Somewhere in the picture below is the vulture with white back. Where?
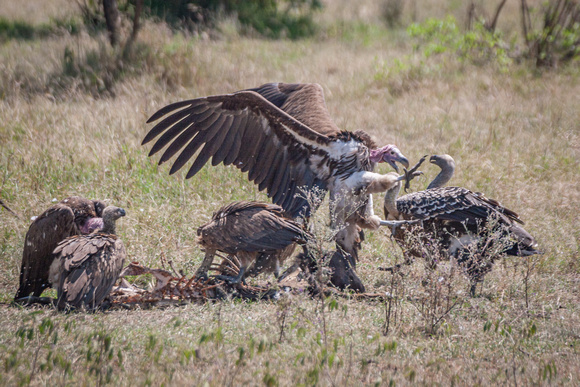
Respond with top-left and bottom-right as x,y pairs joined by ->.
383,154 -> 541,295
142,83 -> 413,258
49,206 -> 126,311
15,196 -> 106,302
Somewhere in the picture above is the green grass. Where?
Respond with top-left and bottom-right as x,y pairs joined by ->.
0,0 -> 579,385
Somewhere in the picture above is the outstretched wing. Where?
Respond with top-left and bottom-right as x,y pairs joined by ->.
396,187 -> 522,225
54,235 -> 125,310
15,204 -> 76,299
143,83 -> 361,218
245,83 -> 341,136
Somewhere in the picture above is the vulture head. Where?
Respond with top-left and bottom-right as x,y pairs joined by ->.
99,206 -> 126,234
427,154 -> 456,190
430,154 -> 455,172
369,145 -> 409,173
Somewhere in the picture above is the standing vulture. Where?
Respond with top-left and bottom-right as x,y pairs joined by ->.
15,196 -> 106,301
142,83 -> 411,257
49,206 -> 126,311
197,201 -> 311,284
383,154 -> 540,295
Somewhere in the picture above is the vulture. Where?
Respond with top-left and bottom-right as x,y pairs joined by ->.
142,83 -> 412,258
383,154 -> 541,295
196,201 -> 311,284
49,206 -> 126,311
14,196 -> 106,302
215,222 -> 367,292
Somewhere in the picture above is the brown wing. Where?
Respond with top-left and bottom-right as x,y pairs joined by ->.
143,84 -> 362,217
245,83 -> 340,136
54,235 -> 125,310
15,204 -> 76,299
197,201 -> 310,254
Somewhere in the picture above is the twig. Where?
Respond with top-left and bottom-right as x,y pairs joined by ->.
0,198 -> 20,219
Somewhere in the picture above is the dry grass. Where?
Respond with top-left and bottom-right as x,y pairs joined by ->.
0,0 -> 579,385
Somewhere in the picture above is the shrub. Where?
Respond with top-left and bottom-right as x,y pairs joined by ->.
143,0 -> 322,39
407,15 -> 512,68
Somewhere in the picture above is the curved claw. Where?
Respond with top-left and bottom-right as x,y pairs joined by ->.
401,155 -> 428,192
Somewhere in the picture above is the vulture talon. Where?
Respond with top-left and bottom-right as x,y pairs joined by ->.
403,155 -> 427,192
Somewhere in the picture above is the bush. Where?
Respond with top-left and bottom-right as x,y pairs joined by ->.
143,0 -> 322,39
407,15 -> 511,68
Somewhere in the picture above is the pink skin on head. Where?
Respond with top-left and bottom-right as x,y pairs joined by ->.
369,144 -> 409,172
80,217 -> 104,234
369,145 -> 397,163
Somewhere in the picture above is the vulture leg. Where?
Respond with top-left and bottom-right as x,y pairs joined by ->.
469,283 -> 477,297
213,251 -> 253,285
379,219 -> 421,228
195,249 -> 217,279
277,262 -> 299,283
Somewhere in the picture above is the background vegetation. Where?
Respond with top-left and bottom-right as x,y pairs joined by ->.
0,0 -> 578,385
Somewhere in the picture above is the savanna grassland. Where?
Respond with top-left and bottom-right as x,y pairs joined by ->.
0,0 -> 579,385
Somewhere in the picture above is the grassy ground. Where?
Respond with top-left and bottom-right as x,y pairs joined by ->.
0,0 -> 579,385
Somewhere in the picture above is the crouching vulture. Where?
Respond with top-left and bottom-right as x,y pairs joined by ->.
142,83 -> 412,259
197,201 -> 311,284
15,196 -> 106,302
49,206 -> 126,311
383,154 -> 541,295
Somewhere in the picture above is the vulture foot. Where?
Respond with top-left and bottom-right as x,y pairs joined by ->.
13,296 -> 55,307
404,155 -> 427,192
213,266 -> 247,286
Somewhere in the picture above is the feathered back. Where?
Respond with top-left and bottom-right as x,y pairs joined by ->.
197,201 -> 311,255
51,233 -> 126,311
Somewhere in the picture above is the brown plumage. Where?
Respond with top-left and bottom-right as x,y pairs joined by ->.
383,155 -> 540,295
49,206 -> 126,311
15,197 -> 106,301
143,83 -> 410,259
196,201 -> 311,284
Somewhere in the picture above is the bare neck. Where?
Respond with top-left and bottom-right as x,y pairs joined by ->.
383,180 -> 402,217
427,166 -> 454,189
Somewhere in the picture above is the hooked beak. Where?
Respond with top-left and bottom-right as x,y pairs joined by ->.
429,155 -> 437,164
383,146 -> 409,173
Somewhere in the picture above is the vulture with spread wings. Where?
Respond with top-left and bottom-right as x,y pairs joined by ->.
15,197 -> 106,301
143,83 -> 411,257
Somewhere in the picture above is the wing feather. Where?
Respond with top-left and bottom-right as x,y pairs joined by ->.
144,84 -> 361,217
15,205 -> 76,299
223,113 -> 249,166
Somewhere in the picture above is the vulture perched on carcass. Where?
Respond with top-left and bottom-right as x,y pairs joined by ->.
14,196 -> 106,302
196,201 -> 311,284
49,206 -> 126,311
383,154 -> 541,295
142,83 -> 413,259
